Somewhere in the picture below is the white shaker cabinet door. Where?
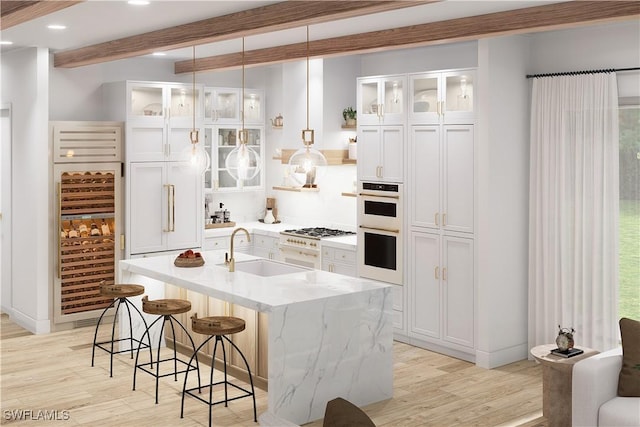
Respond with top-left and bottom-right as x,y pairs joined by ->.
443,125 -> 474,234
409,231 -> 441,340
442,235 -> 474,348
129,162 -> 166,254
357,125 -> 404,183
409,125 -> 440,229
166,162 -> 203,251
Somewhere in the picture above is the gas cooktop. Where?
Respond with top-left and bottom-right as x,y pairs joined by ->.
281,227 -> 356,239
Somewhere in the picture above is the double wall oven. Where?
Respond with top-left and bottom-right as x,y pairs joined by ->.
357,182 -> 403,285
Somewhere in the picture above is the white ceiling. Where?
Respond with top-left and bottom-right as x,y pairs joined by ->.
1,1 -> 559,63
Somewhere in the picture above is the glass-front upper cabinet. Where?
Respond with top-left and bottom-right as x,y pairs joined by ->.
409,70 -> 475,124
204,87 -> 264,125
357,75 -> 407,126
127,81 -> 202,127
204,125 -> 264,192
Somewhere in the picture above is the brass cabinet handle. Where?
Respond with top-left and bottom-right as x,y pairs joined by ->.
434,266 -> 439,280
164,184 -> 172,232
170,184 -> 176,232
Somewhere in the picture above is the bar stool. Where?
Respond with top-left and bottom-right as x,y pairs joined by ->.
181,314 -> 257,426
91,282 -> 152,377
133,296 -> 201,404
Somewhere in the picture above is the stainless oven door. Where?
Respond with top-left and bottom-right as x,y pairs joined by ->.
357,225 -> 402,285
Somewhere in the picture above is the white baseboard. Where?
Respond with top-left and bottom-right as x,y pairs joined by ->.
475,343 -> 529,369
4,307 -> 51,334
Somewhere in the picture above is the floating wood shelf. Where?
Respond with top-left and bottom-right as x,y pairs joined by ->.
342,159 -> 357,164
271,125 -> 283,129
277,149 -> 353,165
341,124 -> 357,129
341,192 -> 357,197
272,186 -> 320,192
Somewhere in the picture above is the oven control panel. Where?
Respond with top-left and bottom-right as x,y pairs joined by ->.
283,238 -> 319,248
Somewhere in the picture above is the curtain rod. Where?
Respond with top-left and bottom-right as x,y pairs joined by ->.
526,67 -> 640,79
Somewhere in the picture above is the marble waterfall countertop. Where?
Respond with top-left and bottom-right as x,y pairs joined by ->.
119,250 -> 377,311
119,251 -> 393,425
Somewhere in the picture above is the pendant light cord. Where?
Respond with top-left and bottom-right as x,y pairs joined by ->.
192,45 -> 196,136
306,26 -> 310,130
242,37 -> 245,134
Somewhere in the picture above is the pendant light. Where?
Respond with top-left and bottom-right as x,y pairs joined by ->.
186,45 -> 210,175
225,37 -> 261,185
288,26 -> 327,188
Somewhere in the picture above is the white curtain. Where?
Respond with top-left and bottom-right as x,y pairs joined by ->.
529,73 -> 620,352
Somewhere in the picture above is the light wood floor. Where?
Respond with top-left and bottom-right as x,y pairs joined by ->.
1,314 -> 547,426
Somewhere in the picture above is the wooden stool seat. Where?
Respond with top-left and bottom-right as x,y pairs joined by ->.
142,296 -> 191,315
100,284 -> 145,298
191,314 -> 246,336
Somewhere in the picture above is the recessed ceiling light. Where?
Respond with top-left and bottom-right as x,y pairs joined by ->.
0,41 -> 13,45
152,52 -> 166,56
47,24 -> 67,30
128,0 -> 150,5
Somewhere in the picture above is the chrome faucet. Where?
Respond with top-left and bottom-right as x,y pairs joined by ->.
225,227 -> 250,272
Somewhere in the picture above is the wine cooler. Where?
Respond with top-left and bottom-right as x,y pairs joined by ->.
52,121 -> 124,325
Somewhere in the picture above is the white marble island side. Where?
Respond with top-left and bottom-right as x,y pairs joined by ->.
119,250 -> 393,425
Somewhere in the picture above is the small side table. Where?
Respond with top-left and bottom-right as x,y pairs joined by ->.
531,344 -> 599,427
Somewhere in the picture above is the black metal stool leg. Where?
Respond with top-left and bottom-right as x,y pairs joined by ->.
133,315 -> 162,392
91,298 -> 117,368
220,336 -> 229,407
108,299 -> 124,378
168,316 -> 179,381
154,318 -> 167,404
124,298 -> 153,365
225,336 -> 257,422
173,316 -> 202,391
181,336 -> 212,419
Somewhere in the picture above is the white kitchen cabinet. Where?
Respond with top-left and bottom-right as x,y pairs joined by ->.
128,162 -> 202,256
103,81 -> 204,162
203,125 -> 264,192
409,124 -> 474,234
409,231 -> 474,350
357,125 -> 404,183
321,246 -> 357,277
357,75 -> 407,125
252,234 -> 280,260
409,70 -> 475,125
204,87 -> 264,125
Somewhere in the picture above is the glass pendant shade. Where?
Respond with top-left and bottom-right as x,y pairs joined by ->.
225,139 -> 260,181
288,144 -> 327,187
183,131 -> 210,175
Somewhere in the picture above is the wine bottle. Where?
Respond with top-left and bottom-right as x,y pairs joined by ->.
68,220 -> 79,238
101,219 -> 111,236
90,222 -> 101,236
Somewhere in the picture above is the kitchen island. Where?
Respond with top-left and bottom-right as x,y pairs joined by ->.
119,250 -> 393,425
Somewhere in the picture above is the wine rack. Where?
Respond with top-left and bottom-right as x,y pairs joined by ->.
58,172 -> 116,315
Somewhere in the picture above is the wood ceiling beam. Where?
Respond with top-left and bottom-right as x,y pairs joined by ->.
53,1 -> 430,68
176,0 -> 640,74
0,1 -> 82,30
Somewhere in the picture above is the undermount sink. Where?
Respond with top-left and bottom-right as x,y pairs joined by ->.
221,259 -> 309,277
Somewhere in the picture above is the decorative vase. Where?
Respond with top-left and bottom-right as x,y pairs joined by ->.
264,208 -> 275,224
346,118 -> 356,126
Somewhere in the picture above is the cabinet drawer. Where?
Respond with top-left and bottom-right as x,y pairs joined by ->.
253,235 -> 278,249
204,237 -> 228,250
322,247 -> 356,263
